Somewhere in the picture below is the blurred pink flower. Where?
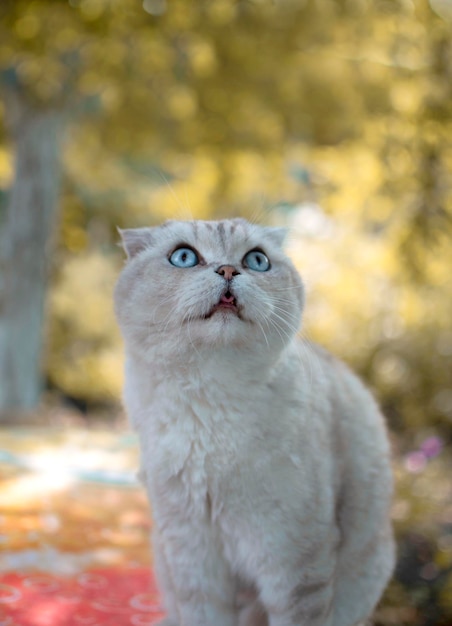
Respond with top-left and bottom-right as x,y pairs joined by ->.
420,436 -> 443,459
404,451 -> 427,473
404,436 -> 443,473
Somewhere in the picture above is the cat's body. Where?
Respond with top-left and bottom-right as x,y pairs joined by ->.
114,218 -> 395,626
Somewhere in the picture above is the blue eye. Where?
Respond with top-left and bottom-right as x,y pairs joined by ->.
169,247 -> 199,268
243,250 -> 271,272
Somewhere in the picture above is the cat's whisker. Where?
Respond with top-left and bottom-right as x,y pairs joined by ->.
300,334 -> 324,390
263,316 -> 285,346
150,296 -> 180,326
303,333 -> 327,391
267,317 -> 313,392
183,184 -> 194,221
270,292 -> 300,301
160,307 -> 176,333
270,285 -> 304,292
154,168 -> 191,220
256,319 -> 270,348
264,315 -> 291,345
169,314 -> 188,360
269,309 -> 299,335
297,336 -> 314,393
269,303 -> 300,323
247,202 -> 271,226
183,306 -> 203,360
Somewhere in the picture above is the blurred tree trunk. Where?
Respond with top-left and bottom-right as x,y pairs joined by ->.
0,88 -> 63,417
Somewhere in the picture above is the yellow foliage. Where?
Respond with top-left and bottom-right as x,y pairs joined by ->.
167,86 -> 198,120
48,253 -> 123,399
0,0 -> 450,436
14,14 -> 40,40
149,153 -> 221,220
206,0 -> 237,25
51,253 -> 118,339
188,37 -> 217,77
0,147 -> 13,187
79,0 -> 106,21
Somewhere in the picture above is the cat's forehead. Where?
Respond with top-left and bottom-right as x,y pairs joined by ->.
158,219 -> 258,253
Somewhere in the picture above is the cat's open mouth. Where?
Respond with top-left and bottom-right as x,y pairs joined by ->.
204,290 -> 241,319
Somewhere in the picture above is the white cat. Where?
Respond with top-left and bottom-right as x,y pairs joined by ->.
114,218 -> 395,626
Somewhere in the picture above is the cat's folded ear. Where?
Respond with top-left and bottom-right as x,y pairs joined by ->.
263,226 -> 288,248
117,227 -> 154,260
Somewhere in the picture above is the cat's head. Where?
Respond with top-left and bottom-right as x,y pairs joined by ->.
114,219 -> 304,361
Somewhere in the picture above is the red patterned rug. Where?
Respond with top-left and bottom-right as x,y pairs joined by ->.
0,568 -> 165,626
0,425 -> 166,626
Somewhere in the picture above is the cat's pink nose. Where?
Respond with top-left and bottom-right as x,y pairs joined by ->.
216,265 -> 240,281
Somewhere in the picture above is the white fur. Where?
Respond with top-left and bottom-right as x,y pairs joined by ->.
114,218 -> 394,626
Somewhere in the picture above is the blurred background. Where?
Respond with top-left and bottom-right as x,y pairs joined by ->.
0,0 -> 451,624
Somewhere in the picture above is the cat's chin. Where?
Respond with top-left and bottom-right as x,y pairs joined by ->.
198,308 -> 247,333
203,305 -> 243,321
178,310 -> 256,350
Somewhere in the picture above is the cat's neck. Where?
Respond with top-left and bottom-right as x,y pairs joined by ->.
126,341 -> 289,391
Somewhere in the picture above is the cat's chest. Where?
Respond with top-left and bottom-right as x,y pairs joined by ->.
139,387 -> 250,504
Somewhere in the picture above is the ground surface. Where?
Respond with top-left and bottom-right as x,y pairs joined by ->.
0,421 -> 165,626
